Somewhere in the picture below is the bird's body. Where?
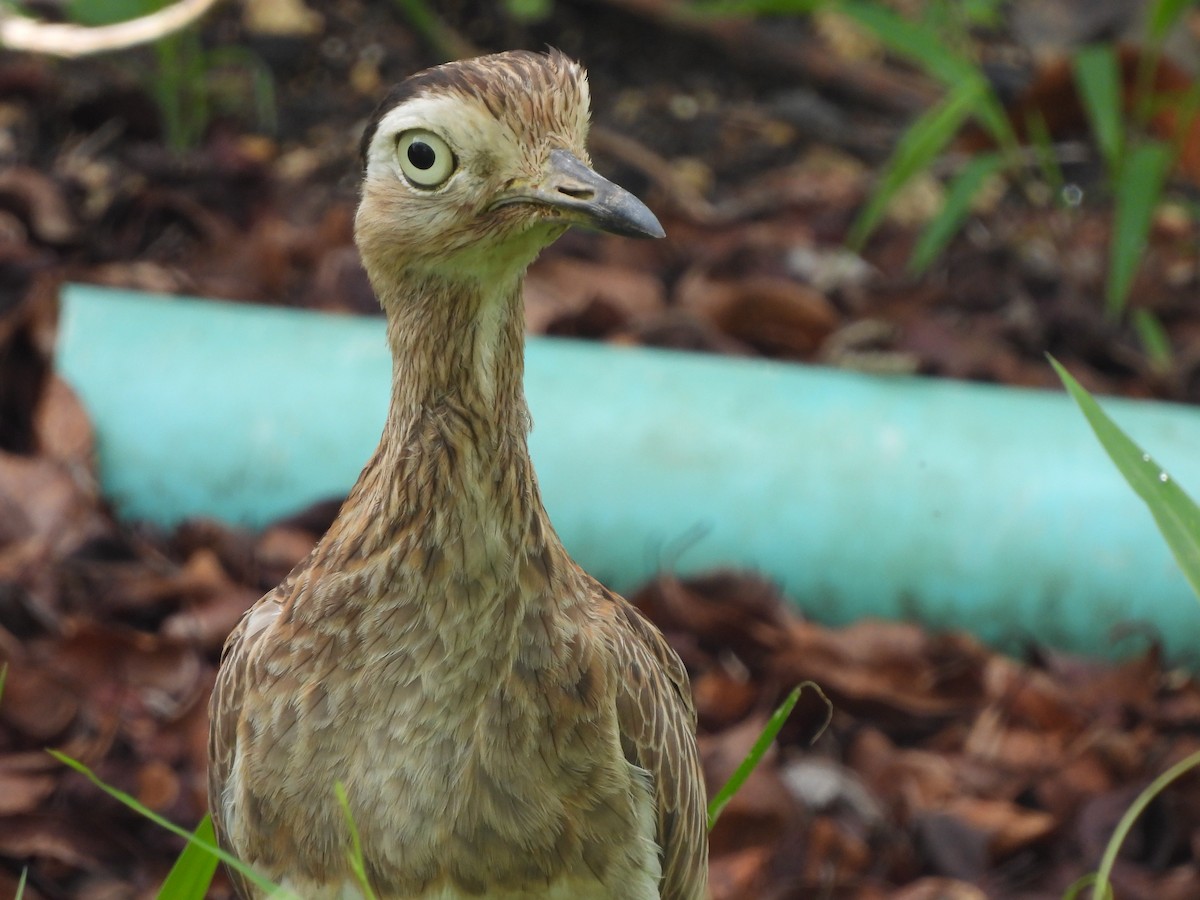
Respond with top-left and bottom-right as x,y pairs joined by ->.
208,51 -> 708,899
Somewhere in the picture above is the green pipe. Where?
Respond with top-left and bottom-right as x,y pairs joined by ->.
56,285 -> 1200,663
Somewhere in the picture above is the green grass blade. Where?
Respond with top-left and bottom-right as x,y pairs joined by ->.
503,0 -> 554,23
66,0 -> 171,26
1089,749 -> 1200,899
837,0 -> 976,87
1072,45 -> 1124,176
849,80 -> 984,249
1164,83 -> 1200,161
909,151 -> 1004,273
960,0 -> 1003,29
838,1 -> 1014,150
1147,0 -> 1195,42
1131,308 -> 1174,374
1107,141 -> 1173,315
334,782 -> 379,900
1024,110 -> 1067,197
707,682 -> 830,830
1062,873 -> 1108,900
157,815 -> 220,899
48,751 -> 293,898
1051,357 -> 1200,598
14,867 -> 26,900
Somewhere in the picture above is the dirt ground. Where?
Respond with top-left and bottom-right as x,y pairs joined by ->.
2,1 -> 1200,897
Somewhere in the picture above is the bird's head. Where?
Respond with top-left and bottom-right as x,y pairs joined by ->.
355,50 -> 663,285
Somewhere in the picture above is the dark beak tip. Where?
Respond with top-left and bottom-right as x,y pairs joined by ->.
606,195 -> 666,240
545,149 -> 666,241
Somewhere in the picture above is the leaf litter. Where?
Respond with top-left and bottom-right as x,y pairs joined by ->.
3,1 -> 1200,897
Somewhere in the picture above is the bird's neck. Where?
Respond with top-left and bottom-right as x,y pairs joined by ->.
382,268 -> 529,435
323,267 -> 564,578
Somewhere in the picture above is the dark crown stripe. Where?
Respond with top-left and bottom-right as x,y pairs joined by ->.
358,49 -> 579,171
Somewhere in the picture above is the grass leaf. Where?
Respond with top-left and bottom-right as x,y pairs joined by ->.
1107,141 -> 1173,315
1051,357 -> 1200,598
1024,110 -> 1066,197
837,0 -> 976,87
334,782 -> 379,900
503,0 -> 554,23
14,867 -> 26,900
1087,748 -> 1200,899
1072,45 -> 1124,176
1131,308 -> 1174,375
836,0 -> 1014,149
66,0 -> 171,27
707,682 -> 830,830
909,151 -> 1004,273
1147,0 -> 1195,42
48,750 -> 292,898
1062,873 -> 1109,900
849,79 -> 984,249
157,815 -> 220,899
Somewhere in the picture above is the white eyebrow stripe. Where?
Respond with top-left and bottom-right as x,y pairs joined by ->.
367,96 -> 500,169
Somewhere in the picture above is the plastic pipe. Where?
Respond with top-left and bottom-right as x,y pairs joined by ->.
56,285 -> 1200,663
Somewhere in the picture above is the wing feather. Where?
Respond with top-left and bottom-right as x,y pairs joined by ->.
597,589 -> 708,900
208,587 -> 285,899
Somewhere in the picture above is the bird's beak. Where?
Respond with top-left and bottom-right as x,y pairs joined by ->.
495,149 -> 665,239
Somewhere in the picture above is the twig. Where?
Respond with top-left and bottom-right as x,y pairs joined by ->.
595,0 -> 937,115
591,125 -> 862,226
590,124 -> 721,223
0,0 -> 220,58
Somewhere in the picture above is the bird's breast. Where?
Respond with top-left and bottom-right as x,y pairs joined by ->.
227,571 -> 661,899
283,873 -> 653,899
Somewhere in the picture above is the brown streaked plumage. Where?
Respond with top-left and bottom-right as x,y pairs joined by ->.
208,50 -> 708,899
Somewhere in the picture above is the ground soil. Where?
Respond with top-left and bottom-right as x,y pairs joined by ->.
2,1 -> 1200,898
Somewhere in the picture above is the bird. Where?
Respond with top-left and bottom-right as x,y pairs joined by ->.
208,50 -> 708,900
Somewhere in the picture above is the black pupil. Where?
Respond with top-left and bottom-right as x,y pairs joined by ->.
407,140 -> 436,171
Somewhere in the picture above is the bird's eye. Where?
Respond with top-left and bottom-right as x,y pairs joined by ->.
396,130 -> 456,188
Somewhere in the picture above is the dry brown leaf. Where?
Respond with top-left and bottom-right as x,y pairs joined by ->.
135,758 -> 180,811
982,653 -> 1088,732
33,375 -> 94,468
0,767 -> 56,815
0,452 -> 106,560
692,666 -> 759,730
0,663 -> 79,741
962,707 -> 1070,771
160,584 -> 258,649
525,256 -> 665,334
890,877 -> 989,900
0,166 -> 78,244
254,523 -> 318,585
945,795 -> 1057,857
675,271 -> 839,357
707,844 -> 771,900
634,572 -> 792,670
0,815 -> 110,869
868,747 -> 961,813
778,618 -> 987,722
